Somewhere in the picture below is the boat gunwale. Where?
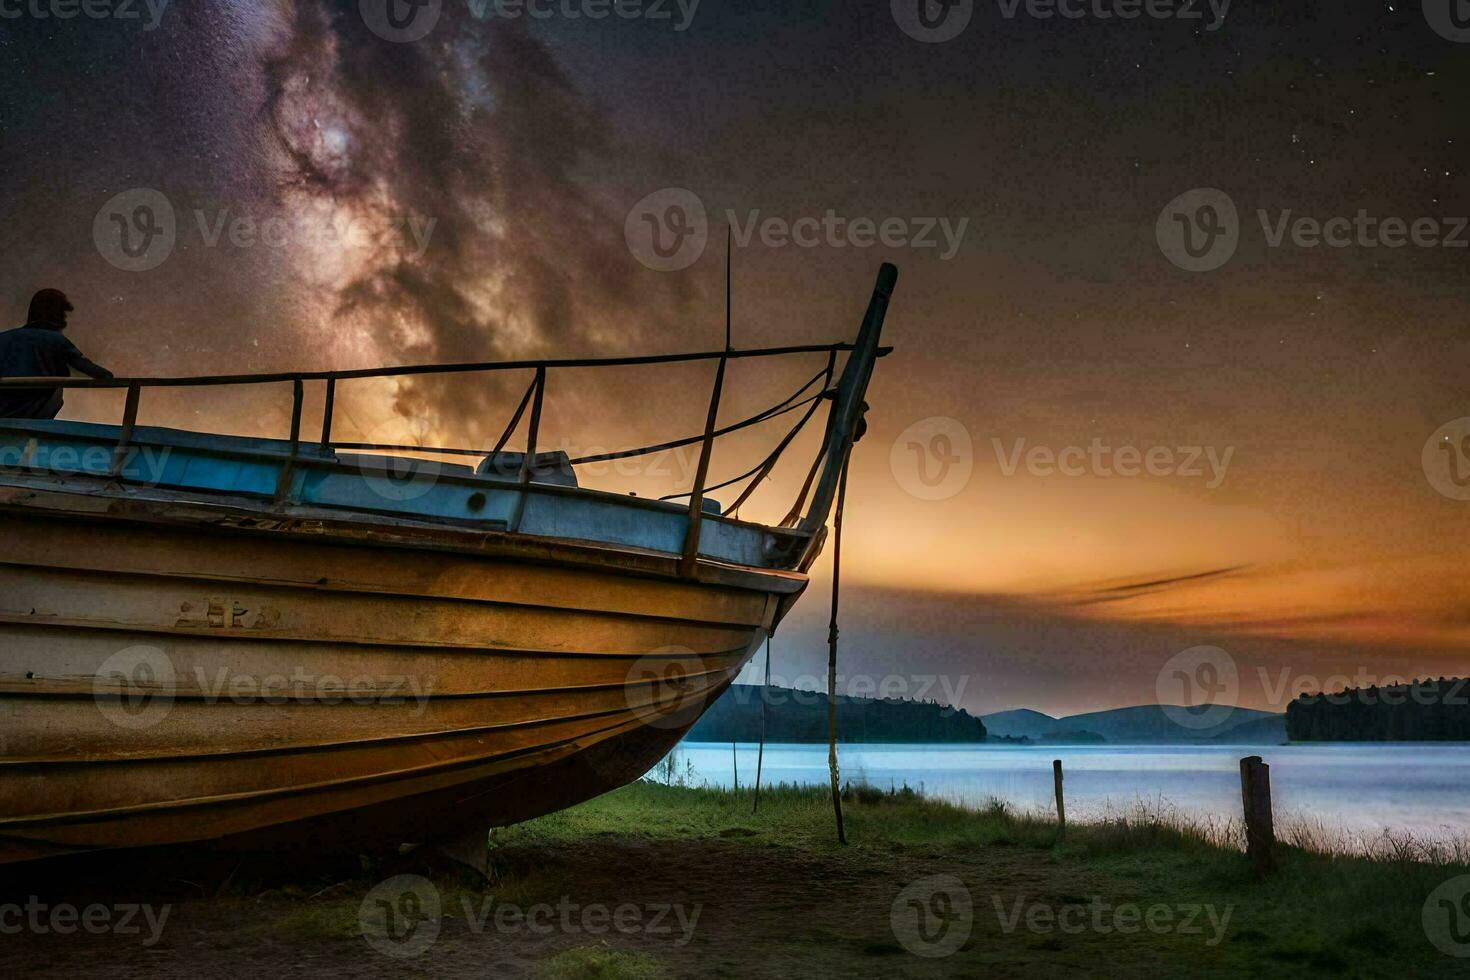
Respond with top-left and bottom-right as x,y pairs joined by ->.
0,417 -> 816,540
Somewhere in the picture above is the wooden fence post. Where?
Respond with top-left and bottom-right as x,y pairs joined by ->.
1053,760 -> 1066,837
1239,755 -> 1276,876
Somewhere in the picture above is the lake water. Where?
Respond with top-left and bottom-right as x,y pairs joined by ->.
675,742 -> 1470,847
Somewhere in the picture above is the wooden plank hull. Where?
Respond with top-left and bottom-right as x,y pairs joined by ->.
0,508 -> 789,863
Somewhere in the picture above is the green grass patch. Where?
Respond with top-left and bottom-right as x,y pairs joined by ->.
505,779 -> 1469,979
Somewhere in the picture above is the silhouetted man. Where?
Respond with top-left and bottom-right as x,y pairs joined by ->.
0,289 -> 113,419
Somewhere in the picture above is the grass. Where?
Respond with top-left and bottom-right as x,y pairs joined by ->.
10,778 -> 1463,978
502,779 -> 1470,978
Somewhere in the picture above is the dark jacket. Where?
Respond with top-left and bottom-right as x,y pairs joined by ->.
0,323 -> 113,419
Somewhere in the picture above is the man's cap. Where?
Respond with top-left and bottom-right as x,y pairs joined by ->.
27,289 -> 74,325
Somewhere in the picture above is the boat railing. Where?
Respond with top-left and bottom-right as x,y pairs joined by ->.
0,342 -> 877,556
0,265 -> 897,572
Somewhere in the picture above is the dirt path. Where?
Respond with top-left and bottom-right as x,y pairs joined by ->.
3,834 -> 1278,979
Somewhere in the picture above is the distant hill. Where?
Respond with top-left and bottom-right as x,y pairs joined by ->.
686,684 -> 987,743
688,691 -> 1289,745
982,705 -> 1286,744
980,709 -> 1058,739
1201,715 -> 1289,743
1287,678 -> 1470,741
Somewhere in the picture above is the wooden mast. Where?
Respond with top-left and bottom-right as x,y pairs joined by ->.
798,263 -> 897,541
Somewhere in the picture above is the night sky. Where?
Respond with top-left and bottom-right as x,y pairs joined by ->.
1,1 -> 1465,715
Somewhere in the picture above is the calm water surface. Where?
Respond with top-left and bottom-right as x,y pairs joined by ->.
676,742 -> 1470,843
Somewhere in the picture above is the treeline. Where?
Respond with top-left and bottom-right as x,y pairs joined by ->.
686,684 -> 987,743
1286,678 -> 1470,741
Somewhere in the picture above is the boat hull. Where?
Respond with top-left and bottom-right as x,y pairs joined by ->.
0,502 -> 792,863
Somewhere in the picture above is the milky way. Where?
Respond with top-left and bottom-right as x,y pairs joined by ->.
2,1 -> 1466,712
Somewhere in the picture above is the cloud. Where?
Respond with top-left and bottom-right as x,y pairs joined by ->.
258,2 -> 697,436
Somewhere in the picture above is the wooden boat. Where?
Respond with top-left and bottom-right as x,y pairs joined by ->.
0,264 -> 897,864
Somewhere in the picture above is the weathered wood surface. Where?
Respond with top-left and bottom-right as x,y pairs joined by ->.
0,503 -> 784,864
1053,759 -> 1066,836
1239,755 -> 1276,876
